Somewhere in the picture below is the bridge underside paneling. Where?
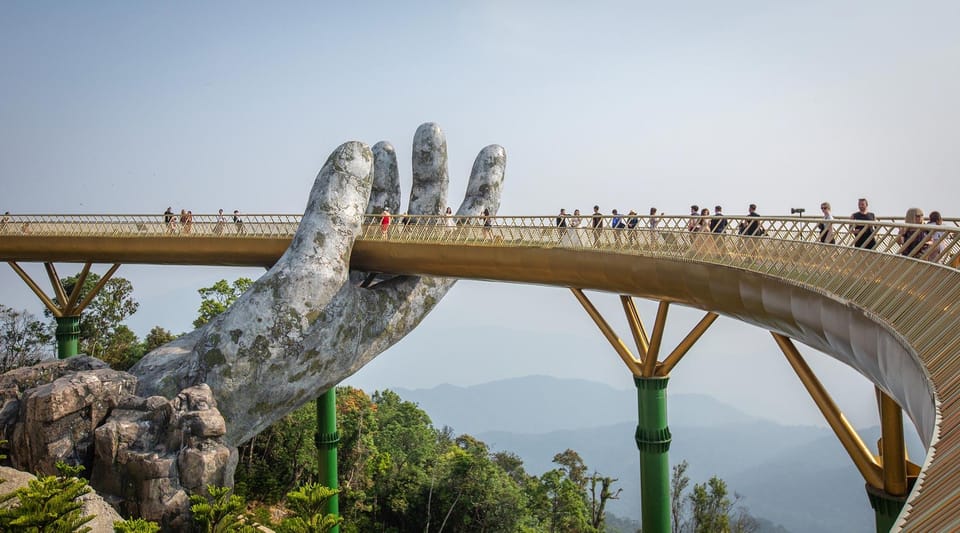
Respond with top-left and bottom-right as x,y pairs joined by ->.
352,242 -> 936,445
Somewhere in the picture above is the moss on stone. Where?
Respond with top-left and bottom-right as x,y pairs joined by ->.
203,348 -> 226,367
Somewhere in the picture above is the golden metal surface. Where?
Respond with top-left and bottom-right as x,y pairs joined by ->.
658,312 -> 719,377
9,261 -> 62,317
773,332 -> 884,489
4,213 -> 960,530
620,295 -> 650,363
44,263 -> 68,309
75,263 -> 121,315
878,388 -> 909,496
571,289 -> 642,376
64,263 -> 93,313
644,302 -> 670,377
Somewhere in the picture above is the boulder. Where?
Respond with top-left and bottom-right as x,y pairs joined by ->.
92,383 -> 237,528
1,359 -> 237,531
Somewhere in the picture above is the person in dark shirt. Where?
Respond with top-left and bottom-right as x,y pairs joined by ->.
739,204 -> 762,236
556,208 -> 568,241
851,198 -> 877,249
591,205 -> 603,246
710,205 -> 727,233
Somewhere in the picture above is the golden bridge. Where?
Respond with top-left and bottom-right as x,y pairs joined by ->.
2,212 -> 960,532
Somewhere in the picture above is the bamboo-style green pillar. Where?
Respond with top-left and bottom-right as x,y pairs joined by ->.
867,486 -> 907,533
635,376 -> 671,533
315,389 -> 340,533
55,315 -> 80,358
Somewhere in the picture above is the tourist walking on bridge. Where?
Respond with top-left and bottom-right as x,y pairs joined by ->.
899,207 -> 928,257
710,205 -> 727,233
163,207 -> 175,233
215,209 -> 226,234
739,204 -> 763,237
851,198 -> 877,249
928,211 -> 947,262
686,205 -> 700,232
592,205 -> 603,246
380,208 -> 391,237
233,210 -> 244,233
818,202 -> 836,244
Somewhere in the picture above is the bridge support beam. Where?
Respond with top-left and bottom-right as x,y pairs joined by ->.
9,261 -> 122,359
867,485 -> 907,533
774,333 -> 922,532
573,291 -> 719,533
315,389 -> 340,532
55,315 -> 80,358
635,376 -> 672,533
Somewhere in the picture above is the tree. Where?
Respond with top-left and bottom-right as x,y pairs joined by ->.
277,483 -> 341,533
189,484 -> 255,533
0,305 -> 53,372
101,324 -> 144,370
193,278 -> 254,328
114,518 -> 162,533
142,326 -> 177,353
58,272 -> 139,360
0,462 -> 94,532
689,476 -> 731,533
672,460 -> 691,533
587,472 -> 621,531
552,448 -> 588,491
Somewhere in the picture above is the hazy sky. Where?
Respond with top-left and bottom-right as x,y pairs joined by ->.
2,1 -> 959,434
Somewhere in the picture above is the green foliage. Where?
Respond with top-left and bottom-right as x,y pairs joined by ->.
690,476 -> 732,533
0,461 -> 94,533
236,387 -> 622,533
277,483 -> 341,533
193,278 -> 254,328
141,326 -> 177,353
99,324 -> 144,370
0,305 -> 53,372
113,518 -> 161,533
189,485 -> 255,533
235,401 -> 319,504
672,459 -> 690,533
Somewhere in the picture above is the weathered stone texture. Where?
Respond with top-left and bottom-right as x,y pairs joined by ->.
1,359 -> 235,531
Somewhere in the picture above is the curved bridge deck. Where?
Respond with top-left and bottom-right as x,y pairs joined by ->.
3,213 -> 960,530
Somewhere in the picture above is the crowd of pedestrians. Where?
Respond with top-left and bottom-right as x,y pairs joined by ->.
162,207 -> 244,234
550,199 -> 951,263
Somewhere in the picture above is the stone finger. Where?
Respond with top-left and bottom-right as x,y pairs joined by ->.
456,144 -> 506,216
368,141 -> 401,215
407,122 -> 449,215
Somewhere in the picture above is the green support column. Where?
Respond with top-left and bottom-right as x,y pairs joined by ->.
635,376 -> 671,533
866,485 -> 907,533
55,315 -> 80,358
315,389 -> 340,533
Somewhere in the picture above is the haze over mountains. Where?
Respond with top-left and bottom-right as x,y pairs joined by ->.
395,375 -> 925,533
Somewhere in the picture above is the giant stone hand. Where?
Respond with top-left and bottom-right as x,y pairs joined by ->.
131,123 -> 505,446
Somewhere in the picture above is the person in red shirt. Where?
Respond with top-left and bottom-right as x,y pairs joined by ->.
380,208 -> 391,236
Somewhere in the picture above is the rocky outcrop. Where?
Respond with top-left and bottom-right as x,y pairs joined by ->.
92,383 -> 236,528
0,358 -> 236,530
2,358 -> 136,475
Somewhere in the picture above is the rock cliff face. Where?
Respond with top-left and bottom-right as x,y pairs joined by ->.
0,357 -> 235,529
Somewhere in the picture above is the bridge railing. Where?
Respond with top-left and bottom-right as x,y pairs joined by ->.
2,213 -> 959,269
0,214 -> 301,238
360,214 -> 960,269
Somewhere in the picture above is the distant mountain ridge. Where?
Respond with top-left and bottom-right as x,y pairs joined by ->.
391,375 -> 925,533
394,375 -> 756,435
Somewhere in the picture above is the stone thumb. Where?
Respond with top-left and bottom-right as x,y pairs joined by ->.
284,141 -> 374,270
